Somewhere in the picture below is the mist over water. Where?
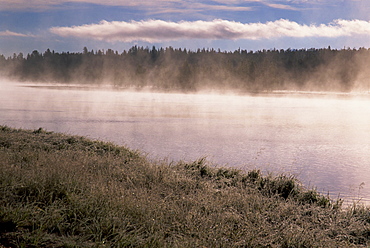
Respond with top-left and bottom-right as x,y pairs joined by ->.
1,80 -> 370,204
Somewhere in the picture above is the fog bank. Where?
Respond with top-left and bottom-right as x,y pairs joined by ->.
2,46 -> 370,93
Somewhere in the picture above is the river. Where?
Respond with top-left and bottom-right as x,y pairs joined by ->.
1,80 -> 370,204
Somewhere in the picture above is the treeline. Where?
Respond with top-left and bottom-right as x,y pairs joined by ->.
1,46 -> 370,92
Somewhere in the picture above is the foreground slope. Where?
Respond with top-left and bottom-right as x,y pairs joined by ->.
1,126 -> 370,247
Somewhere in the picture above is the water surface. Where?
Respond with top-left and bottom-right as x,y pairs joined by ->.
1,81 -> 370,204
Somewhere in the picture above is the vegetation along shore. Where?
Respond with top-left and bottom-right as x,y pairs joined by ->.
1,126 -> 370,247
2,46 -> 370,93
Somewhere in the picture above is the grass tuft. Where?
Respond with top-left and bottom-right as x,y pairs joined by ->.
1,125 -> 370,247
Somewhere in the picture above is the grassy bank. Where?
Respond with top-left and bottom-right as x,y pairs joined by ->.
1,126 -> 370,247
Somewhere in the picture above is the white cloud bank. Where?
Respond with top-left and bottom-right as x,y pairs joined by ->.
50,19 -> 370,42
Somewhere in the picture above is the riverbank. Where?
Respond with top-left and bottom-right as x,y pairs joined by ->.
1,126 -> 370,247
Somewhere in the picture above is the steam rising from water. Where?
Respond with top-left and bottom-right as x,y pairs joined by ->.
2,80 -> 370,204
50,19 -> 370,42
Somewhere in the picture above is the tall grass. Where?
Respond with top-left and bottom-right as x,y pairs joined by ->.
1,125 -> 370,247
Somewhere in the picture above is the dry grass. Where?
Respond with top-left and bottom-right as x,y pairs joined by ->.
1,126 -> 370,247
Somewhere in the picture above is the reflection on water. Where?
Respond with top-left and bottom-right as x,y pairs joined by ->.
1,81 -> 370,204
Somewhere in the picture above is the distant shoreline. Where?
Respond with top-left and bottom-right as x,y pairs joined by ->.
9,80 -> 370,99
2,46 -> 370,93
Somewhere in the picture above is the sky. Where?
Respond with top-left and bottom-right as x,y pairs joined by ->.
1,0 -> 370,57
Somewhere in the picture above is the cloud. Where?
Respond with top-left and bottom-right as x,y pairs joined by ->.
50,19 -> 370,42
145,2 -> 253,15
264,3 -> 299,10
189,3 -> 253,11
0,0 -> 304,11
0,0 -> 177,11
4,0 -> 361,18
0,30 -> 33,37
